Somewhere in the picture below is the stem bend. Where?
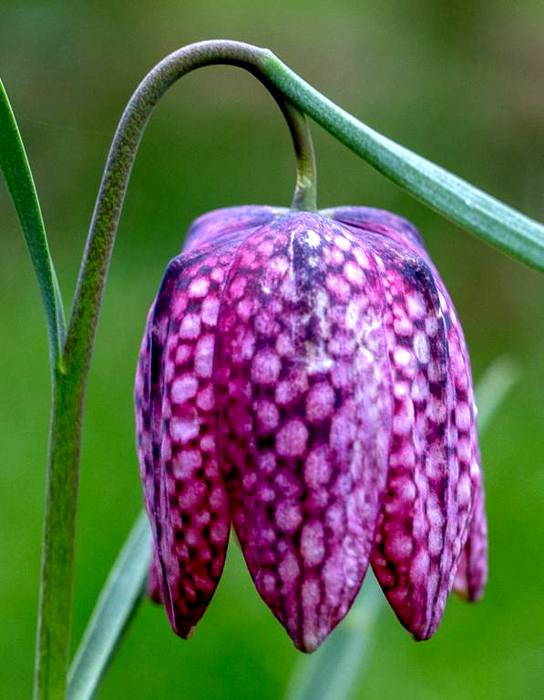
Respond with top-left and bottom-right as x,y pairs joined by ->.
65,39 -> 316,377
35,39 -> 317,700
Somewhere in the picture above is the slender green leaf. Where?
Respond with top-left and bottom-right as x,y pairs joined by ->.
0,78 -> 65,366
284,357 -> 518,700
67,511 -> 151,700
263,55 -> 544,272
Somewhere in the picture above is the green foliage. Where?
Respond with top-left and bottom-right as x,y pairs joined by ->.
68,512 -> 151,700
0,80 -> 65,367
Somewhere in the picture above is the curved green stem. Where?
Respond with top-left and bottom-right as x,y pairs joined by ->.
34,40 -> 316,700
278,98 -> 317,211
63,41 -> 316,383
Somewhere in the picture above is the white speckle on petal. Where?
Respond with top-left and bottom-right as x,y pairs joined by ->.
179,313 -> 201,339
301,522 -> 325,565
304,446 -> 332,488
201,297 -> 220,326
279,551 -> 300,584
276,420 -> 309,457
306,382 -> 335,422
189,277 -> 209,298
275,501 -> 303,532
414,332 -> 430,364
195,334 -> 214,378
251,349 -> 281,384
305,229 -> 321,248
171,375 -> 198,403
170,415 -> 200,443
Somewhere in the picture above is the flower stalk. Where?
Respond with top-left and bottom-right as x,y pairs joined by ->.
35,369 -> 85,700
34,40 -> 317,700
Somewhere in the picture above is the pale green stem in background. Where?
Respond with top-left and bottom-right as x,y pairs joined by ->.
67,512 -> 151,700
284,356 -> 519,700
474,357 -> 519,429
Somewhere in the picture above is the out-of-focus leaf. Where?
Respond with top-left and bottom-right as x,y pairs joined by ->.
67,511 -> 151,700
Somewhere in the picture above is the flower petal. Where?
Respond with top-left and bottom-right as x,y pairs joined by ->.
136,327 -> 164,607
184,205 -> 280,252
454,451 -> 487,601
135,308 -> 156,535
337,212 -> 479,640
330,206 -> 425,253
214,213 -> 392,651
141,244 -> 237,637
147,551 -> 163,604
443,315 -> 485,597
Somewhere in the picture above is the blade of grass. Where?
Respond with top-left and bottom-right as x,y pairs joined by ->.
0,79 -> 65,367
284,356 -> 519,700
67,511 -> 151,700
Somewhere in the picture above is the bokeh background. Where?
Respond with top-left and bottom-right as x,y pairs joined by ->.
1,1 -> 543,698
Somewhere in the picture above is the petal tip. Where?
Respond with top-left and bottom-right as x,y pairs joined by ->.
296,635 -> 323,654
288,624 -> 330,653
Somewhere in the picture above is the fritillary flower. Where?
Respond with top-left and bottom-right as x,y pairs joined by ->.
135,205 -> 486,651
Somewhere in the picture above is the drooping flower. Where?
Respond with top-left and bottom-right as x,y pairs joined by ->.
134,205 -> 487,651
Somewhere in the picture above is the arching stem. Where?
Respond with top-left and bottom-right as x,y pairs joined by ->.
65,40 -> 316,381
279,98 -> 317,211
34,40 -> 316,700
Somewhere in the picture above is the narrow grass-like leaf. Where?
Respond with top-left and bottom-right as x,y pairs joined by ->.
262,55 -> 544,272
284,357 -> 518,700
67,511 -> 151,700
0,78 -> 65,366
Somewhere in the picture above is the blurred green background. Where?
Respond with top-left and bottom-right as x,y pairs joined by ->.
1,1 -> 543,698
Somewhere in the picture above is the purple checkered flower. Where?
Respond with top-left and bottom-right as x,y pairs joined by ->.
135,205 -> 486,651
